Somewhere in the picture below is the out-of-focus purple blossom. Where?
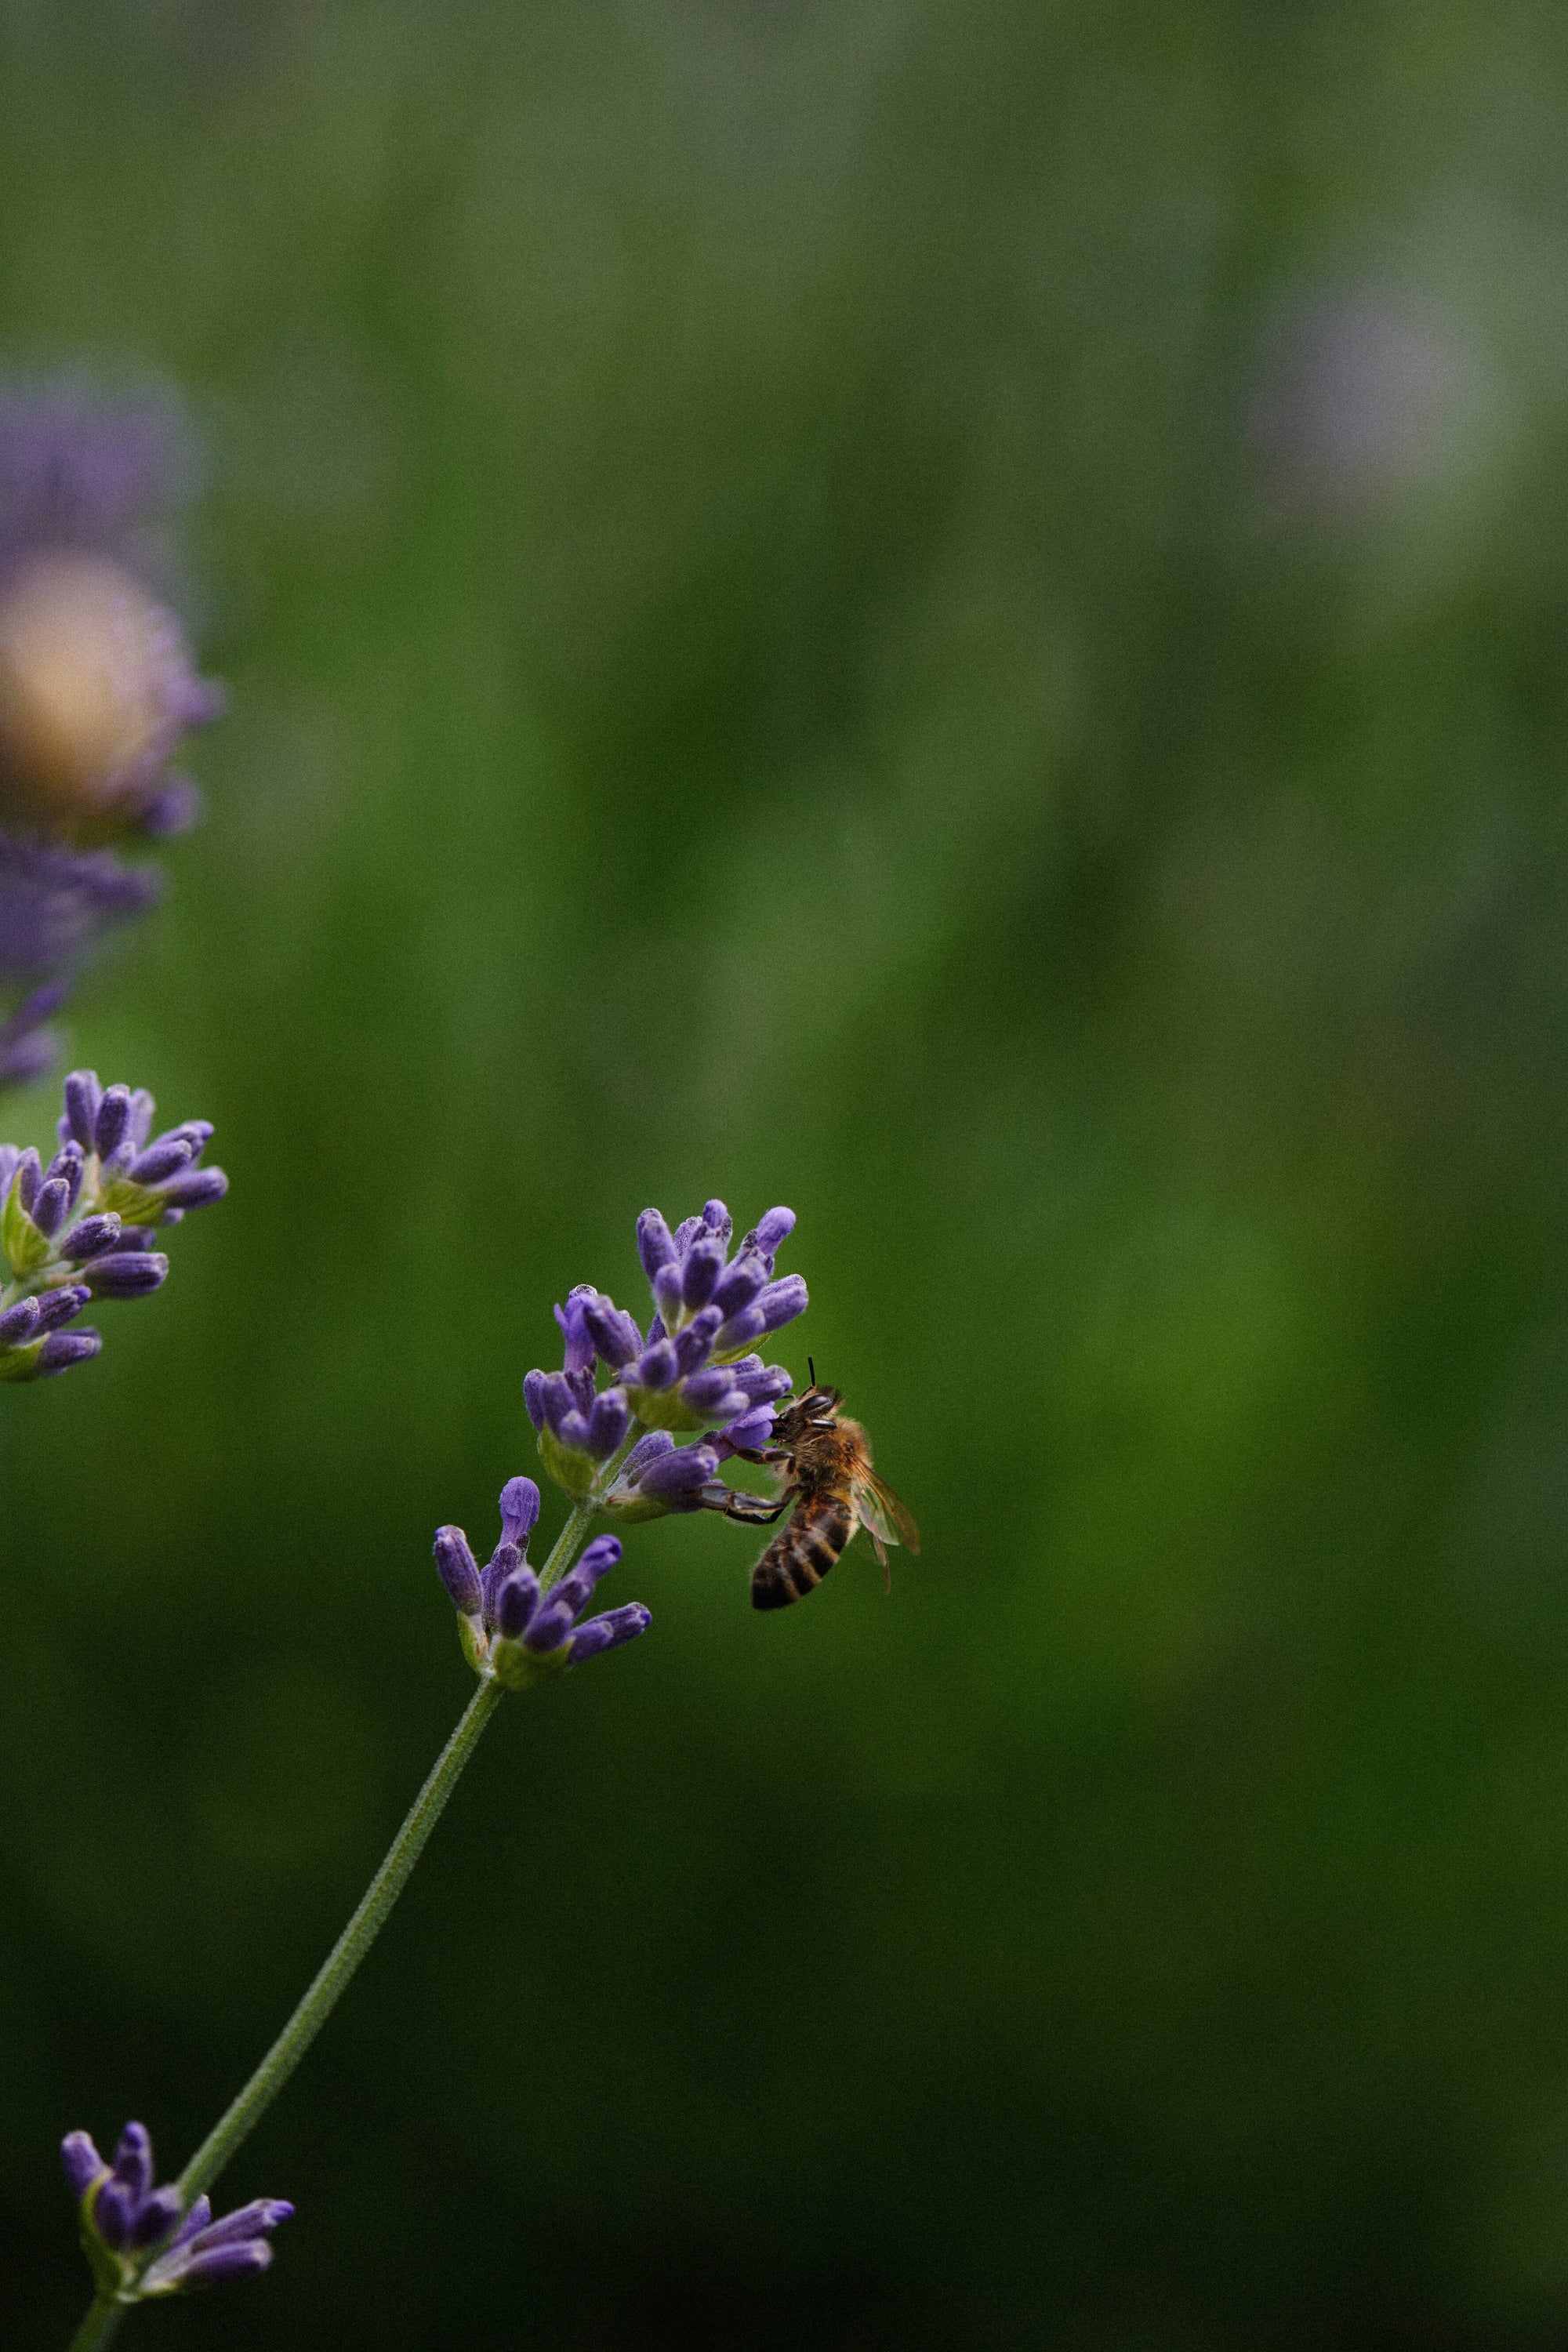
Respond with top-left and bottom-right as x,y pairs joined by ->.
432,1482 -> 651,1688
0,1066 -> 223,1381
0,383 -> 223,1092
60,2120 -> 290,2302
1250,284 -> 1504,523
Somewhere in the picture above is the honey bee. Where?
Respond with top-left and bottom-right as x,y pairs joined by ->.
718,1362 -> 921,1610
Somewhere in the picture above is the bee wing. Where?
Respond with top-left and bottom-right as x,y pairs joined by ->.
858,1472 -> 921,1558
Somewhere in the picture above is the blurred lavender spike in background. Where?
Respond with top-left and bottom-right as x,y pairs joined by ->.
0,383 -> 223,1092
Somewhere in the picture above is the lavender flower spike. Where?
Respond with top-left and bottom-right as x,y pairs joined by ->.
0,1065 -> 224,1381
526,1202 -> 804,1501
612,1200 -> 804,1433
61,2119 -> 290,2303
432,1490 -> 652,1689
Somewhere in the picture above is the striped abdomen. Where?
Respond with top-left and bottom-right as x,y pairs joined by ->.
750,1494 -> 855,1611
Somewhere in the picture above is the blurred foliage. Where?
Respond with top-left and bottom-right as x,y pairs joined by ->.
5,0 -> 1568,2343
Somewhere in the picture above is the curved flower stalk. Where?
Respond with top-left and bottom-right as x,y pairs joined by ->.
0,385 -> 223,1094
0,1067 -> 226,1381
64,2122 -> 289,2321
59,1199 -> 812,2347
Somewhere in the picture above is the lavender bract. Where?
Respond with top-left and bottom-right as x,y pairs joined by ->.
61,2120 -> 291,2303
0,1066 -> 226,1381
434,1475 -> 652,1689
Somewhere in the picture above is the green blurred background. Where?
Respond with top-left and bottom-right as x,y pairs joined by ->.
6,2 -> 1568,2343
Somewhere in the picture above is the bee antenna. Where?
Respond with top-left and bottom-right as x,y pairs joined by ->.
808,1356 -> 816,1388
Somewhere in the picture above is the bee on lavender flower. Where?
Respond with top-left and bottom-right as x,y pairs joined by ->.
720,1361 -> 920,1610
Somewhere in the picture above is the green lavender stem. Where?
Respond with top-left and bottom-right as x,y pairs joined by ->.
172,1461 -> 634,2207
67,1457 -> 637,2347
67,2297 -> 123,2352
176,1670 -> 506,2201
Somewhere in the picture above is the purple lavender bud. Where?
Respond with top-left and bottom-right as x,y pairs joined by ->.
31,1174 -> 69,1236
638,1443 -> 720,1499
553,1286 -> 597,1375
713,1253 -> 768,1316
673,1305 -> 721,1377
481,1538 -> 523,1624
550,1533 -> 623,1617
756,1275 -> 808,1333
701,1200 -> 732,1247
535,1370 -> 576,1437
0,1145 -> 16,1195
60,1210 -> 120,1261
0,1295 -> 39,1344
166,2194 -> 212,2250
93,2178 -> 135,2250
672,1214 -> 704,1257
630,1338 -> 678,1392
175,2240 -> 276,2288
63,1069 -> 102,1149
619,1428 -> 675,1483
60,2131 -> 105,2198
45,1139 -> 85,1206
652,1261 -> 684,1328
158,1165 -> 227,1210
94,1083 -> 131,1157
521,1595 -> 575,1653
129,1134 -> 194,1185
720,1404 -> 776,1454
0,1024 -> 57,1085
184,2198 -> 295,2249
38,1327 -> 100,1372
111,2126 -> 154,2192
583,1294 -> 641,1370
14,1144 -> 40,1210
126,1089 -> 156,1149
140,776 -> 203,836
157,1119 -> 214,1151
568,1602 -> 652,1662
131,2183 -> 184,2249
637,1207 -> 677,1280
433,1526 -> 482,1616
499,1475 -> 540,1548
681,1237 -> 724,1311
86,1250 -> 168,1298
682,1367 -> 750,1416
713,1305 -> 766,1356
112,2121 -> 154,2197
743,1206 -> 796,1267
586,1387 -> 630,1457
523,1369 -> 548,1431
35,1283 -> 89,1331
728,1357 -> 793,1405
495,1562 -> 542,1640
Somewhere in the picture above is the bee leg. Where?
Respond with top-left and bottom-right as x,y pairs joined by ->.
706,1487 -> 788,1527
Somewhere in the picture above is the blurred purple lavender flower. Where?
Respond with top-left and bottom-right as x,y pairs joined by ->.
61,2120 -> 291,2301
524,1201 -> 803,1512
433,1475 -> 651,1686
0,1065 -> 226,1381
0,383 -> 222,1090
